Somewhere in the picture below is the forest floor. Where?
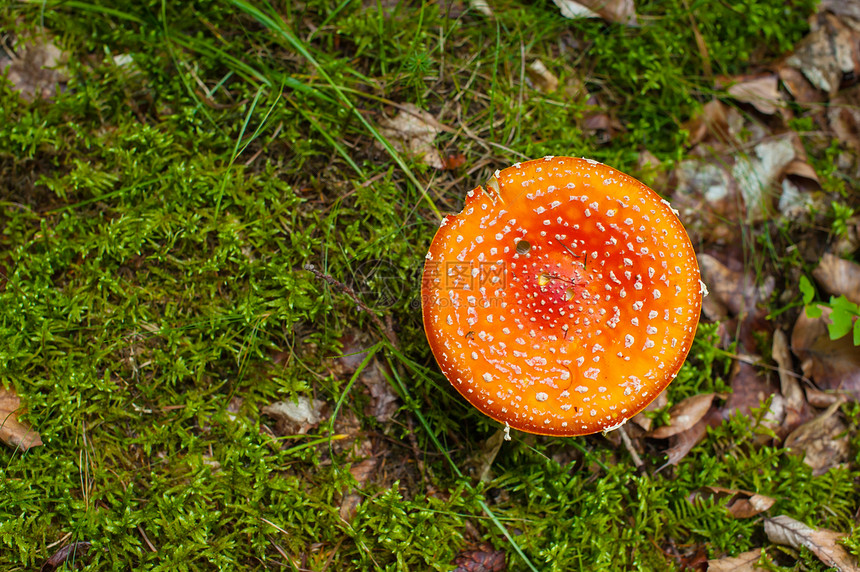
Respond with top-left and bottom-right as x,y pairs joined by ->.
1,0 -> 860,570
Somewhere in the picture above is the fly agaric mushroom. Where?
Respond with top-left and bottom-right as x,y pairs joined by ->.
422,156 -> 702,436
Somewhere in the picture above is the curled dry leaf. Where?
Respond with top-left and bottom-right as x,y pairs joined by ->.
378,103 -> 444,169
707,549 -> 766,572
812,253 -> 860,305
526,59 -> 559,94
690,486 -> 776,519
791,306 -> 860,399
727,75 -> 783,115
262,396 -> 326,436
660,417 -> 708,469
764,515 -> 857,571
553,0 -> 638,25
650,393 -> 716,439
0,387 -> 43,451
784,401 -> 850,476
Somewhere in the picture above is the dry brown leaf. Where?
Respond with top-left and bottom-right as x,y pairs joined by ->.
630,389 -> 668,432
707,549 -> 766,572
732,136 -> 796,222
650,393 -> 716,439
691,486 -> 776,519
728,75 -> 783,115
820,0 -> 860,19
784,400 -> 850,475
778,66 -> 825,105
805,387 -> 852,408
721,360 -> 779,425
684,99 -> 731,147
0,387 -> 42,451
812,253 -> 860,305
339,457 -> 378,521
698,254 -> 768,319
0,36 -> 68,102
262,396 -> 327,436
661,418 -> 708,468
772,329 -> 806,431
791,306 -> 860,399
785,15 -> 854,96
552,0 -> 637,25
670,160 -> 740,244
378,103 -> 444,169
764,515 -> 857,571
526,59 -> 559,93
829,86 -> 860,152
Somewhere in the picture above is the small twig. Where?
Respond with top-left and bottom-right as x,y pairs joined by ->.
617,425 -> 645,471
303,264 -> 398,347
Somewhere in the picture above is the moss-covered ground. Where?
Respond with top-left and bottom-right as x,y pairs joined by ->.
1,0 -> 858,570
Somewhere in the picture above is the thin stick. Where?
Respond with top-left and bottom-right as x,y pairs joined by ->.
303,264 -> 397,347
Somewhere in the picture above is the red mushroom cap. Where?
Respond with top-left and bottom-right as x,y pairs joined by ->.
422,156 -> 702,436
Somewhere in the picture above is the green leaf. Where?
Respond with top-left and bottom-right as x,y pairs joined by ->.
799,275 -> 815,305
854,319 -> 860,346
827,295 -> 857,340
805,304 -> 823,319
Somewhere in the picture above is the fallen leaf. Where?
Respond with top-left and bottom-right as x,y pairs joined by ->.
0,387 -> 43,451
40,542 -> 92,572
650,393 -> 716,439
829,86 -> 860,152
721,360 -> 779,425
339,457 -> 378,521
764,515 -> 857,571
468,0 -> 494,17
442,152 -> 467,170
262,396 -> 327,435
684,99 -> 732,148
553,0 -> 638,25
708,549 -> 766,571
812,253 -> 860,305
820,0 -> 860,19
526,59 -> 559,94
772,329 -> 806,431
0,36 -> 68,102
805,387 -> 851,408
690,486 -> 776,519
778,66 -> 825,105
785,14 -> 856,96
336,333 -> 399,423
670,160 -> 740,244
784,400 -> 850,475
731,136 -> 796,221
378,103 -> 444,169
698,254 -> 769,319
452,545 -> 507,572
630,390 -> 668,432
791,306 -> 860,399
727,75 -> 783,115
466,429 -> 505,483
660,417 -> 708,469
